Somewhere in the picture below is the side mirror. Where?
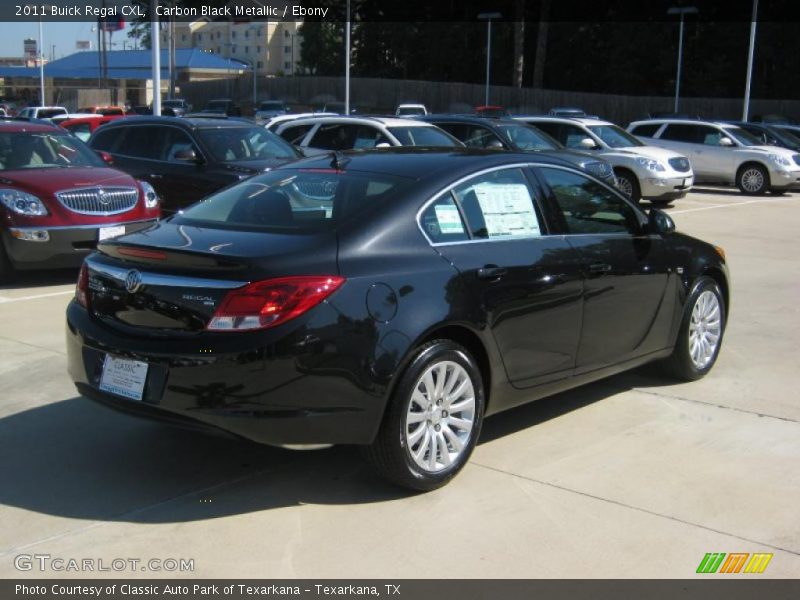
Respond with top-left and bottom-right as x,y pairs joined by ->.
375,142 -> 392,148
174,148 -> 202,162
648,208 -> 675,234
579,137 -> 598,149
96,150 -> 114,165
719,137 -> 734,147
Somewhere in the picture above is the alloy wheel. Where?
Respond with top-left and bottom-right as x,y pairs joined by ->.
405,360 -> 476,473
688,290 -> 722,369
740,168 -> 765,193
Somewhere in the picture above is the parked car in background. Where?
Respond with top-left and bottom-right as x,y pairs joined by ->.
161,99 -> 192,117
763,123 -> 800,147
0,101 -> 18,117
0,107 -> 6,118
549,107 -> 590,118
628,119 -> 800,195
88,117 -> 301,213
16,106 -> 68,120
395,103 -> 428,117
0,121 -> 160,279
518,116 -> 694,204
201,99 -> 242,117
727,121 -> 800,152
474,105 -> 509,118
66,148 -> 729,490
274,116 -> 462,153
254,101 -> 291,124
77,106 -> 126,116
419,115 -> 617,186
56,114 -> 125,142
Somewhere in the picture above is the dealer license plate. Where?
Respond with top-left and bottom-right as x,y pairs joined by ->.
98,226 -> 126,241
99,355 -> 149,401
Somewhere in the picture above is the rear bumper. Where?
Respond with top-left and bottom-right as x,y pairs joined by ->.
65,300 -> 387,446
2,220 -> 156,270
640,174 -> 693,200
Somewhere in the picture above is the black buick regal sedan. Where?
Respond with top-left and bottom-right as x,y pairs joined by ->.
66,148 -> 729,490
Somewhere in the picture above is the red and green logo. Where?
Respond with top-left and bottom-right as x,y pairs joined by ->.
696,552 -> 773,574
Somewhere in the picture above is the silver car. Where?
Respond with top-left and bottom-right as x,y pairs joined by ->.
516,116 -> 694,205
627,119 -> 800,195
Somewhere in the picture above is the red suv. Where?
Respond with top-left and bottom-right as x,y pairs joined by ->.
0,121 -> 160,279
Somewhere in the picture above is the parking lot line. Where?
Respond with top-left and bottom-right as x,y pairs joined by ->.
670,196 -> 796,214
0,290 -> 74,304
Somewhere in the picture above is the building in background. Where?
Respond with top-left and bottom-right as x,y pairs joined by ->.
161,19 -> 303,77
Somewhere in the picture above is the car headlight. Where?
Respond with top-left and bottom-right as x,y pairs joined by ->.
635,157 -> 666,172
138,181 -> 160,208
585,161 -> 613,179
768,153 -> 791,168
0,188 -> 48,216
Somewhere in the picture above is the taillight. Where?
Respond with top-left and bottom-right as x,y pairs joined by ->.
207,276 -> 345,332
76,263 -> 89,308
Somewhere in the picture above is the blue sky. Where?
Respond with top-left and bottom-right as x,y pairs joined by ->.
0,22 -> 133,60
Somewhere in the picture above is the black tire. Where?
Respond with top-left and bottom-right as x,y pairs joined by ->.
650,199 -> 672,208
361,339 -> 485,491
769,188 -> 788,196
661,276 -> 726,381
615,169 -> 642,203
0,242 -> 14,284
736,163 -> 770,195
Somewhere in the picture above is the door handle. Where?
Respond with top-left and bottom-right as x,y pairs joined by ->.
149,174 -> 164,179
477,265 -> 507,280
588,263 -> 612,274
536,273 -> 566,285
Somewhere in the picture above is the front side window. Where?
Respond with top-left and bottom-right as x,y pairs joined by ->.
720,127 -> 762,147
629,123 -> 662,138
497,125 -> 558,150
307,124 -> 360,150
539,167 -> 641,235
452,168 -> 543,240
278,124 -> 314,144
196,127 -> 298,161
173,169 -> 412,233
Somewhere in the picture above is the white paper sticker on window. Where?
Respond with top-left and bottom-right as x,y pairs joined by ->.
434,203 -> 465,234
473,183 -> 541,237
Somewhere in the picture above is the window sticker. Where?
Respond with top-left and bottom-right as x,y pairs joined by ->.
472,183 -> 541,237
434,203 -> 465,234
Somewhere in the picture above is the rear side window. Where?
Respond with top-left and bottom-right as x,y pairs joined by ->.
279,123 -> 315,145
629,123 -> 661,138
419,196 -> 469,244
173,169 -> 412,233
452,168 -> 543,240
660,124 -> 706,144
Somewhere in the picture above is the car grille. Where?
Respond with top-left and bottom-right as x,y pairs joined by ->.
793,154 -> 800,166
56,186 -> 139,215
668,157 -> 691,172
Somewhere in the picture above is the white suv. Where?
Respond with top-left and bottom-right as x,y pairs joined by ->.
628,119 -> 800,195
274,116 -> 461,153
515,116 -> 694,204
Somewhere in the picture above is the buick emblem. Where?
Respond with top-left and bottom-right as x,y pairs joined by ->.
125,270 -> 143,294
97,188 -> 110,206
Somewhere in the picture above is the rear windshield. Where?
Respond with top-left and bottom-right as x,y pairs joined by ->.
37,108 -> 68,119
0,131 -> 103,170
387,126 -> 460,147
497,124 -> 559,150
172,169 -> 413,233
196,127 -> 299,162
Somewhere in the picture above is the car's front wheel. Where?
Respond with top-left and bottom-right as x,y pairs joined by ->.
614,169 -> 642,203
362,340 -> 485,491
661,276 -> 726,381
736,164 -> 769,195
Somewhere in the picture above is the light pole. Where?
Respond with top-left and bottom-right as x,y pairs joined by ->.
667,6 -> 697,113
345,0 -> 351,115
151,11 -> 161,115
239,58 -> 257,111
477,12 -> 502,107
742,0 -> 759,121
25,5 -> 51,105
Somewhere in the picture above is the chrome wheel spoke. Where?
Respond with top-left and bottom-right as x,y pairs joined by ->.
407,410 -> 427,424
687,290 -> 722,369
442,425 -> 464,452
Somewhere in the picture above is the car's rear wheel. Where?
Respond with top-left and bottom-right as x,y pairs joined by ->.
736,164 -> 769,195
362,340 -> 484,491
615,169 -> 641,203
661,276 -> 725,381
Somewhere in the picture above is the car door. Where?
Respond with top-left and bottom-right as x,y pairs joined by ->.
690,125 -> 736,181
420,166 -> 584,388
154,127 -> 215,212
536,166 -> 674,371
